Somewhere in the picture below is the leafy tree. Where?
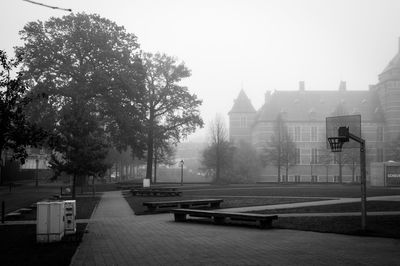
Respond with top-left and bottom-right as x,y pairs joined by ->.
0,50 -> 46,184
142,52 -> 203,181
264,114 -> 296,182
48,103 -> 111,198
153,140 -> 176,183
17,13 -> 145,196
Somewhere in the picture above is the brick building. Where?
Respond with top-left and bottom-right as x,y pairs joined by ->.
229,39 -> 400,183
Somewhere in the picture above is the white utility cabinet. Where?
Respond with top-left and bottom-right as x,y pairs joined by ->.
64,200 -> 76,235
36,201 -> 65,243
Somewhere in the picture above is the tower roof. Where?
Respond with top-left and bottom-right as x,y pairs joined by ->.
379,37 -> 400,80
229,89 -> 256,114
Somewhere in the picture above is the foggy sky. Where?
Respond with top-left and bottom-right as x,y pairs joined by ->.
1,0 -> 400,142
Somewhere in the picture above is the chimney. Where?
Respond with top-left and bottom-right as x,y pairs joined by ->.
299,81 -> 305,91
339,81 -> 346,91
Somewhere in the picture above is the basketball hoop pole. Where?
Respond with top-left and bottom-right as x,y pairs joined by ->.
348,132 -> 367,231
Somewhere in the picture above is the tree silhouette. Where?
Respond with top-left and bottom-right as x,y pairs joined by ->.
141,53 -> 203,181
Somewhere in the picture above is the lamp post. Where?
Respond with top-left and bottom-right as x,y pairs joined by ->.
35,157 -> 39,187
180,160 -> 184,186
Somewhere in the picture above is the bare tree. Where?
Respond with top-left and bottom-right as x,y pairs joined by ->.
343,149 -> 360,183
318,146 -> 332,182
264,114 -> 296,182
201,114 -> 233,183
210,114 -> 229,183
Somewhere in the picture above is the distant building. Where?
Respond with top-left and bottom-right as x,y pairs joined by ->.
229,38 -> 400,183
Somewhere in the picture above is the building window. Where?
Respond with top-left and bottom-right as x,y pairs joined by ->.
311,175 -> 318,183
311,148 -> 318,164
333,153 -> 340,164
295,148 -> 300,164
295,175 -> 301,182
294,126 -> 301,141
377,148 -> 384,162
311,126 -> 317,142
240,116 -> 247,128
377,127 -> 384,142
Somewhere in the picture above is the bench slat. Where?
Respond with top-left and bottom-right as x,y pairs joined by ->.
143,199 -> 223,213
171,209 -> 277,229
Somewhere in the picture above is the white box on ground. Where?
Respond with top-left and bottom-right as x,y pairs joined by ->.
143,178 -> 150,188
36,201 -> 65,243
64,200 -> 76,235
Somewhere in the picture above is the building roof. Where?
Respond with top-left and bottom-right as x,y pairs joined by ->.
379,38 -> 400,81
382,38 -> 400,74
382,53 -> 400,74
229,89 -> 256,114
255,89 -> 384,123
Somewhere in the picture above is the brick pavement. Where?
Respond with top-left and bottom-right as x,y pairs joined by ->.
70,191 -> 400,266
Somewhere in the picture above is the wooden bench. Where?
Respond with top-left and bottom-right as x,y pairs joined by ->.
17,208 -> 33,213
171,209 -> 278,229
143,199 -> 223,212
5,212 -> 22,220
131,188 -> 182,197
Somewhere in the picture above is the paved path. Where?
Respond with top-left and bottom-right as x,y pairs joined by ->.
70,191 -> 400,266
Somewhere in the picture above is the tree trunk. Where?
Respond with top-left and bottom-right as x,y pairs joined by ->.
92,175 -> 95,197
0,149 -> 3,185
285,162 -> 289,182
216,144 -> 220,183
338,153 -> 343,183
153,151 -> 157,184
80,175 -> 85,194
72,174 -> 77,200
146,112 -> 155,181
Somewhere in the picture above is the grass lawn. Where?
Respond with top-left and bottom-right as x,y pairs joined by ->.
5,196 -> 101,221
124,193 -> 331,214
0,196 -> 100,265
275,215 -> 400,239
181,184 -> 400,198
251,201 -> 400,214
0,223 -> 87,266
247,200 -> 400,239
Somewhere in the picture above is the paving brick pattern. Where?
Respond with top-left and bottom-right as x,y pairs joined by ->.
71,191 -> 400,266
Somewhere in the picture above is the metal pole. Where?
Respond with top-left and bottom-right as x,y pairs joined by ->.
360,140 -> 367,231
180,162 -> 183,186
347,132 -> 367,231
35,158 -> 39,187
1,201 -> 5,224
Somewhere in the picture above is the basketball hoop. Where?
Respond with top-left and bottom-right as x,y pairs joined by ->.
328,137 -> 345,152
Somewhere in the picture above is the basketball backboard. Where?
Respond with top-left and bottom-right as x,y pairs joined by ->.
326,115 -> 361,149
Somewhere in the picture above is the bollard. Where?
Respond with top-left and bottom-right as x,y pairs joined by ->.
1,201 -> 4,224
